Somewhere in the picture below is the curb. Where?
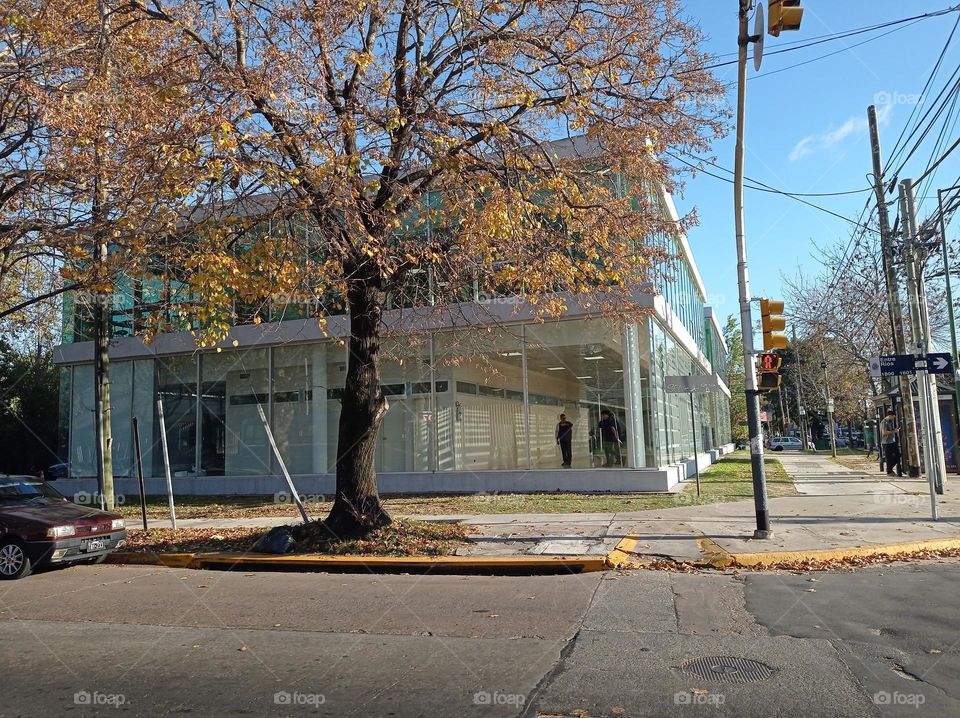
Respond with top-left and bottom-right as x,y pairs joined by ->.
107,551 -> 608,574
721,536 -> 960,568
607,535 -> 960,570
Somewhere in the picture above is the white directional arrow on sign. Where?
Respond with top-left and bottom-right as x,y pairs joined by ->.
926,352 -> 954,375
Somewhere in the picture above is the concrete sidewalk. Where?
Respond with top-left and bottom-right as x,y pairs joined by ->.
126,453 -> 960,567
611,452 -> 960,566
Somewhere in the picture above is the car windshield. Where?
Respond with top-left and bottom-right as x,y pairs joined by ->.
0,478 -> 68,506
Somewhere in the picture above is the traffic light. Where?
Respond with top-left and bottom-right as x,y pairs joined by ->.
756,351 -> 782,392
760,299 -> 788,350
757,352 -> 782,372
758,371 -> 781,391
768,1 -> 803,37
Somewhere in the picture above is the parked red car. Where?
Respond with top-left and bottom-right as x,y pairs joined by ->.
0,476 -> 126,580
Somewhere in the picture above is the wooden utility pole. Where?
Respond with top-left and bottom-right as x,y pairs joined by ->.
868,104 -> 921,476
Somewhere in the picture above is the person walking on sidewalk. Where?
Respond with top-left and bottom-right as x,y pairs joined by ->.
556,413 -> 574,468
881,408 -> 903,477
597,409 -> 622,467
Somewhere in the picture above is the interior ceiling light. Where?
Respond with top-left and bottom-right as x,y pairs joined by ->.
547,366 -> 566,371
583,355 -> 604,360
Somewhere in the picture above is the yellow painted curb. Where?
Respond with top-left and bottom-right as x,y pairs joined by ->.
697,537 -> 734,568
602,534 -> 960,571
726,536 -> 960,567
108,552 -> 197,568
605,535 -> 655,569
107,551 -> 607,573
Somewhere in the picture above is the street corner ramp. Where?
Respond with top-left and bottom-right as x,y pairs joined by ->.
605,534 -> 729,570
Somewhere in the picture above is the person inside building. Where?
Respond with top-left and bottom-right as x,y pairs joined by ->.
880,408 -> 902,477
555,413 -> 574,468
597,409 -> 622,468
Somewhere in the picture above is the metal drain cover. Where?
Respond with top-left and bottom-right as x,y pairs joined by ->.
680,656 -> 774,684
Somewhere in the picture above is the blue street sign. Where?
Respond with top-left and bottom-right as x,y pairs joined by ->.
926,353 -> 954,375
878,354 -> 916,377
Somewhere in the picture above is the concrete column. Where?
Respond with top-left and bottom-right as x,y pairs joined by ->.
311,343 -> 328,474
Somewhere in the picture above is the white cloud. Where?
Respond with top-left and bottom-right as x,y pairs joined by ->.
788,105 -> 891,162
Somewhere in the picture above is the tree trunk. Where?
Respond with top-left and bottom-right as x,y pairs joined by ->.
326,277 -> 391,534
93,263 -> 115,511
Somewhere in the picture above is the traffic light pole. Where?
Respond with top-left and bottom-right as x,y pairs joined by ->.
735,0 -> 771,538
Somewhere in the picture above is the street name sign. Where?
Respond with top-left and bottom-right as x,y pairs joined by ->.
664,375 -> 721,394
870,354 -> 916,378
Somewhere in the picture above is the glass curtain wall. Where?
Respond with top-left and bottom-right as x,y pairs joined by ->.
524,321 -> 627,469
153,355 -> 198,477
435,326 -> 526,471
200,348 -> 270,476
65,316 -> 735,477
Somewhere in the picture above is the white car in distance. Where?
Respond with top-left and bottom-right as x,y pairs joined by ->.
770,436 -> 803,451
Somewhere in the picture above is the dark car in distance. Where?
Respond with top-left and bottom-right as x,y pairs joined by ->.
0,476 -> 126,580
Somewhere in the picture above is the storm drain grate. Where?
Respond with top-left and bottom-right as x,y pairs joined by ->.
679,656 -> 774,684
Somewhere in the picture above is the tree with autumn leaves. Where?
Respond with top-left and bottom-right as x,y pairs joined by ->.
3,0 -> 228,504
13,0 -> 726,532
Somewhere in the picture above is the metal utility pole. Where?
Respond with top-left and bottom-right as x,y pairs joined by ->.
735,0 -> 770,538
900,179 -> 942,519
868,105 -> 921,477
937,185 -> 960,474
821,344 -> 837,457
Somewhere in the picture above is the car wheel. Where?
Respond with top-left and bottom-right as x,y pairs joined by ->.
0,539 -> 32,580
772,446 -> 783,451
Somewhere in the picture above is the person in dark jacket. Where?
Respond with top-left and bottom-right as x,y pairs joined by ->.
556,414 -> 574,467
880,408 -> 902,477
597,409 -> 622,467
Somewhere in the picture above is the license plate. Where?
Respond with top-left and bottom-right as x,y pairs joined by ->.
82,538 -> 107,552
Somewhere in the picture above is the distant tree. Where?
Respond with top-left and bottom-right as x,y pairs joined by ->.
0,340 -> 59,475
722,315 -> 747,444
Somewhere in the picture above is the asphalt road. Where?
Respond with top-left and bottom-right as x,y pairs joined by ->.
0,559 -> 957,717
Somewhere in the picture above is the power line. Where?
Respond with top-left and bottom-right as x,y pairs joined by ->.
666,151 -> 875,229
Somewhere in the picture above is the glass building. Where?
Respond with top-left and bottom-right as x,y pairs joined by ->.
54,165 -> 734,494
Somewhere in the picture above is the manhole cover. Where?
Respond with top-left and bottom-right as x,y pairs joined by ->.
680,656 -> 774,684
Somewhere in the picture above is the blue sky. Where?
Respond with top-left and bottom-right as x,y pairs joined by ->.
672,1 -> 960,326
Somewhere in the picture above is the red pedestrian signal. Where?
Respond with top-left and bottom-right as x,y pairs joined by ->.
757,352 -> 782,372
